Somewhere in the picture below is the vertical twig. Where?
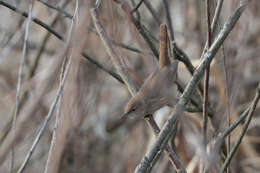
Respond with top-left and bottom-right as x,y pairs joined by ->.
202,0 -> 211,146
220,84 -> 260,173
211,0 -> 224,35
91,3 -> 138,96
43,49 -> 66,173
222,44 -> 231,173
162,0 -> 174,42
10,0 -> 33,172
17,3 -> 78,172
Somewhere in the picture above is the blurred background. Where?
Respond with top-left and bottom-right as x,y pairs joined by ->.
0,0 -> 259,172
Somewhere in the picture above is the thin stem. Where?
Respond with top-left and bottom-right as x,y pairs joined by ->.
38,0 -> 73,19
211,0 -> 224,35
17,3 -> 78,172
143,0 -> 161,25
163,0 -> 175,42
131,0 -> 144,13
81,52 -> 124,84
91,6 -> 138,95
43,45 -> 66,173
220,84 -> 260,173
202,0 -> 211,146
10,1 -> 33,172
0,1 -> 63,40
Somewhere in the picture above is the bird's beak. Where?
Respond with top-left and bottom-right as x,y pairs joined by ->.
120,112 -> 131,121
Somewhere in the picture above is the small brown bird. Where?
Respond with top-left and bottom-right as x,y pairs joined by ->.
122,60 -> 179,120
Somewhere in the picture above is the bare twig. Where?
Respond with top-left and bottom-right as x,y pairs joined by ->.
131,0 -> 144,13
162,0 -> 174,42
0,2 -> 78,167
135,3 -> 247,172
43,44 -> 66,173
10,1 -> 33,172
17,57 -> 72,173
211,0 -> 224,35
220,83 -> 260,173
16,3 -> 78,172
143,0 -> 161,25
201,0 -> 211,172
200,0 -> 225,61
38,0 -> 73,19
222,44 -> 231,173
88,27 -> 142,53
202,0 -> 211,146
40,0 -> 144,55
118,0 -> 159,59
82,52 -> 124,83
91,6 -> 137,95
0,1 -> 126,84
0,0 -> 63,40
0,0 -> 70,153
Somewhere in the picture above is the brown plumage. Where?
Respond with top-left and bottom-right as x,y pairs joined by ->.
122,61 -> 178,119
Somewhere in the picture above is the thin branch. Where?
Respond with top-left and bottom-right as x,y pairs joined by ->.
131,0 -> 144,13
88,27 -> 142,54
10,1 -> 33,172
211,0 -> 224,36
222,43 -> 231,172
17,3 -> 78,172
39,0 -> 143,54
200,0 -> 224,61
0,1 -> 126,84
135,3 -> 248,172
218,105 -> 251,141
119,1 -> 159,59
135,107 -> 183,173
17,56 -> 72,173
38,0 -> 73,19
144,116 -> 186,173
0,0 -> 63,40
162,0 -> 174,42
91,6 -> 138,95
43,48 -> 66,173
0,0 -> 70,153
81,52 -> 124,84
143,0 -> 161,25
220,83 -> 260,173
202,0 -> 211,146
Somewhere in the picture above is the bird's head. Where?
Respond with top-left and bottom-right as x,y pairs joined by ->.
122,94 -> 146,120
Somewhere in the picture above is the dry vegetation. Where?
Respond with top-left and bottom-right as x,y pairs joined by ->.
0,0 -> 259,173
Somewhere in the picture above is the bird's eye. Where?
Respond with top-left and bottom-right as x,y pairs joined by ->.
132,108 -> 136,112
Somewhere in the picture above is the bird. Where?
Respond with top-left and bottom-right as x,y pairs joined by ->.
121,60 -> 179,120
121,24 -> 179,121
